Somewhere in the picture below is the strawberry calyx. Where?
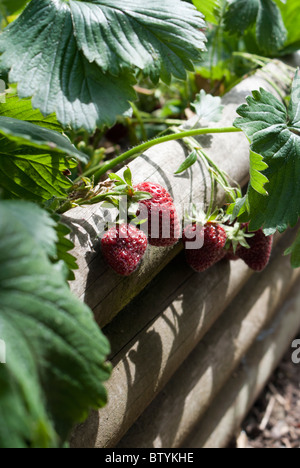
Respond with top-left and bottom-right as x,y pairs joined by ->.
184,205 -> 225,228
223,222 -> 254,254
109,167 -> 152,202
108,167 -> 153,219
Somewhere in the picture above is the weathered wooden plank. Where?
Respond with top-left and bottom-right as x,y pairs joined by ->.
63,64 -> 285,328
70,229 -> 296,449
184,280 -> 300,449
115,230 -> 299,449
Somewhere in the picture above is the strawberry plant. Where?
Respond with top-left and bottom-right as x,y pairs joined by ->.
0,0 -> 207,448
86,68 -> 300,266
190,0 -> 299,93
233,71 -> 300,234
0,0 -> 206,131
0,201 -> 111,448
0,0 -> 300,449
224,0 -> 287,55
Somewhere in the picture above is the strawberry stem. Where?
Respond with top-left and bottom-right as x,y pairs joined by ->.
207,168 -> 215,219
170,127 -> 241,215
171,129 -> 216,217
81,126 -> 241,183
130,118 -> 184,125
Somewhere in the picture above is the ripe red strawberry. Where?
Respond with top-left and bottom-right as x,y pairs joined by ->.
134,182 -> 173,204
183,223 -> 227,272
237,225 -> 273,272
224,245 -> 240,261
134,182 -> 180,247
101,224 -> 147,276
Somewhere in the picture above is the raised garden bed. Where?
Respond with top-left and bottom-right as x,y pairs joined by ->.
1,1 -> 300,450
69,61 -> 300,448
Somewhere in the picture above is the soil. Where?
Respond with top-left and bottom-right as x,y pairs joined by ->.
231,335 -> 300,449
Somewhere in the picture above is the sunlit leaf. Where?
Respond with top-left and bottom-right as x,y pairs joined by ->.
224,0 -> 287,54
234,70 -> 300,233
0,201 -> 111,448
175,150 -> 198,174
0,0 -> 206,131
191,90 -> 224,122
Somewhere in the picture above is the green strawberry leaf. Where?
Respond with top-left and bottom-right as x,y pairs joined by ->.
0,96 -> 87,202
224,0 -> 287,54
132,191 -> 152,202
0,200 -> 78,281
191,90 -> 224,122
0,116 -> 87,162
112,184 -> 128,193
0,200 -> 57,256
0,0 -> 206,131
52,218 -> 79,282
249,150 -> 269,195
109,173 -> 124,185
175,150 -> 198,174
284,228 -> 300,268
192,0 -> 222,25
227,195 -> 248,223
0,96 -> 62,132
0,0 -> 29,16
69,0 -> 206,82
0,0 -> 136,132
275,0 -> 300,49
256,0 -> 287,54
0,200 -> 111,448
0,141 -> 77,202
224,0 -> 260,35
195,25 -> 240,86
234,69 -> 300,233
123,167 -> 133,187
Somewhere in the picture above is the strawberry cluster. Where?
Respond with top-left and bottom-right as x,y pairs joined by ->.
183,221 -> 273,273
100,170 -> 273,276
101,174 -> 180,276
